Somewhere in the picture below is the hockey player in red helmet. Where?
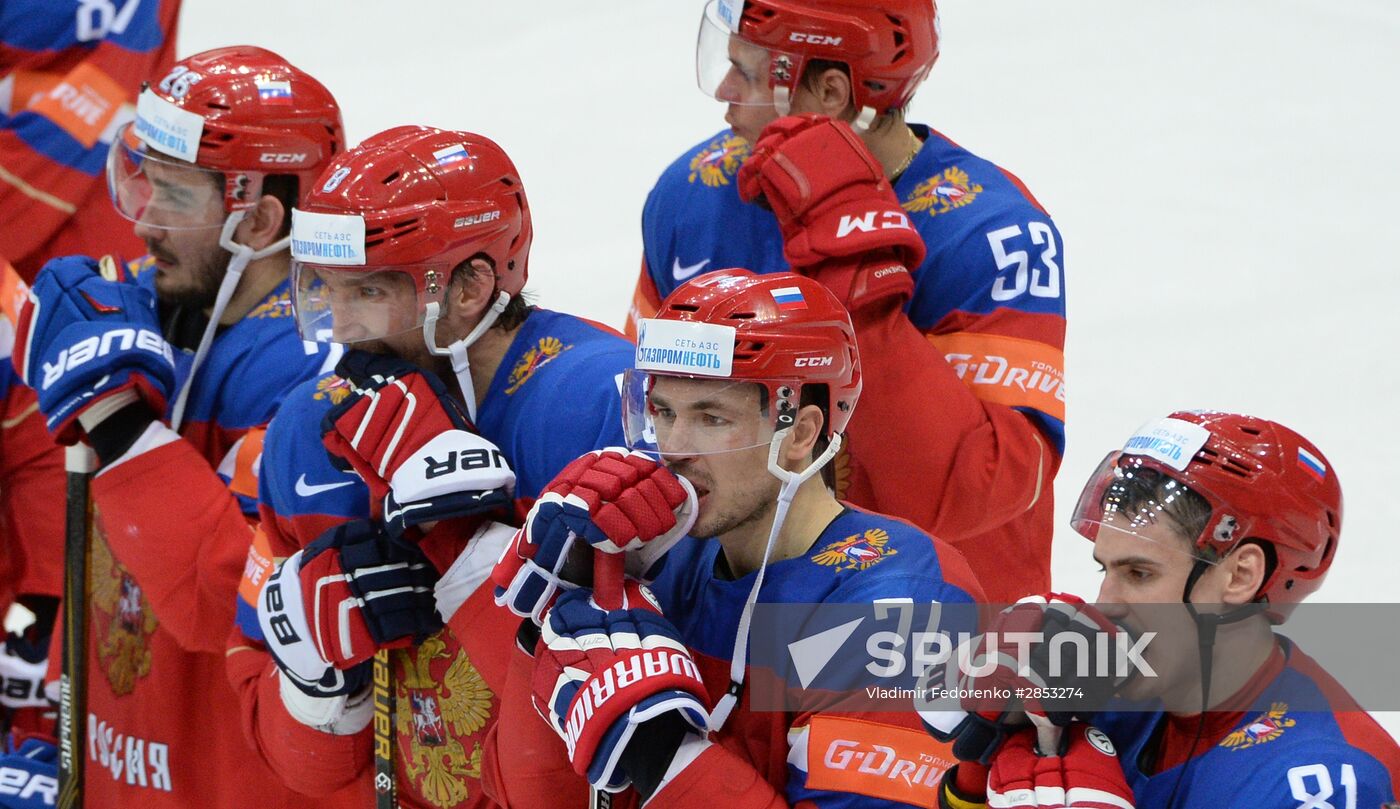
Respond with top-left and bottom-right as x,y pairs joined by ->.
488,269 -> 986,808
11,46 -> 346,808
633,0 -> 1068,606
232,124 -> 637,807
935,413 -> 1400,808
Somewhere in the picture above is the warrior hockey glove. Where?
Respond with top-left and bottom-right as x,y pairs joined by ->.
737,114 -> 926,311
259,519 -> 440,694
532,586 -> 709,792
323,350 -> 515,533
493,448 -> 697,624
987,724 -> 1135,809
925,594 -> 1130,764
13,255 -> 175,444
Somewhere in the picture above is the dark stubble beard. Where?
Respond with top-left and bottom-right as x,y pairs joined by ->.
150,239 -> 230,311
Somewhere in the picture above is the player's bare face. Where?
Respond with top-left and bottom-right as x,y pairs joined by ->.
649,377 -> 779,541
719,37 -> 781,144
130,161 -> 228,308
1093,518 -> 1217,700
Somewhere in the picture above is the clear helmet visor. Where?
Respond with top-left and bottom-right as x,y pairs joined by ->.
1070,451 -> 1255,566
696,0 -> 795,107
622,369 -> 789,459
106,122 -> 228,231
291,261 -> 448,345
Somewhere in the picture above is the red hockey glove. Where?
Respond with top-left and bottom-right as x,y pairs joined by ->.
259,519 -> 440,690
323,350 -> 514,531
493,448 -> 697,624
987,724 -> 1135,809
737,114 -> 926,310
532,585 -> 709,792
926,594 -> 1130,765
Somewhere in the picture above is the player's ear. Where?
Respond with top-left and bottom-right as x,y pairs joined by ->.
235,192 -> 287,251
1221,543 -> 1269,607
445,257 -> 497,323
811,67 -> 854,119
783,403 -> 825,470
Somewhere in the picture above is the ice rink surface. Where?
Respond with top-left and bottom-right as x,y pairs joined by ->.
180,0 -> 1398,724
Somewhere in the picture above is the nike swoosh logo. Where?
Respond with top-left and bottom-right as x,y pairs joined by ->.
295,473 -> 355,497
672,258 -> 711,281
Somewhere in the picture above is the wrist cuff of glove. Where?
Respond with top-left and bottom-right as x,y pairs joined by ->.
278,671 -> 375,735
621,711 -> 690,801
939,764 -> 989,809
84,398 -> 157,467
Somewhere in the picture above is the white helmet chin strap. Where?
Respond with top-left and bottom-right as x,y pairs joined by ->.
169,210 -> 288,431
707,429 -> 844,732
769,86 -> 877,132
421,289 -> 509,423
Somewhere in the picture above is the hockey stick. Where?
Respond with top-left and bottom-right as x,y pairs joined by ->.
372,648 -> 395,809
588,552 -> 625,809
57,445 -> 96,809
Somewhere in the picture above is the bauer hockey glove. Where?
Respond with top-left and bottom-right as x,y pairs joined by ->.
493,448 -> 697,625
532,586 -> 709,792
12,255 -> 175,444
323,350 -> 514,534
737,114 -> 926,311
0,732 -> 58,809
925,593 -> 1131,765
259,519 -> 439,699
0,631 -> 50,710
986,724 -> 1135,809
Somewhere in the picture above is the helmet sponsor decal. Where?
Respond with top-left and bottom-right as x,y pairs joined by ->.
716,0 -> 743,31
290,209 -> 367,266
635,318 -> 735,378
133,89 -> 204,162
1122,417 -> 1211,472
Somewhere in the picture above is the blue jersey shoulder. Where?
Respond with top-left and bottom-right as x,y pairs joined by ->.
893,126 -> 1065,328
177,280 -> 334,431
258,372 -> 368,526
654,507 -> 976,662
642,129 -> 784,302
477,308 -> 632,499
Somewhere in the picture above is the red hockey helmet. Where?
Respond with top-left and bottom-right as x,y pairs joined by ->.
290,125 -> 532,344
107,45 -> 344,229
697,0 -> 940,121
1072,412 -> 1343,621
624,270 -> 860,457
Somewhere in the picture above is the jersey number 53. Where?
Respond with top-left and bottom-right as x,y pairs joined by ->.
987,222 -> 1061,302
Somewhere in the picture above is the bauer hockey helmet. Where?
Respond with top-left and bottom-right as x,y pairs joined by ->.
623,270 -> 861,458
107,45 -> 344,230
697,0 -> 940,125
289,125 -> 532,346
1072,411 -> 1343,621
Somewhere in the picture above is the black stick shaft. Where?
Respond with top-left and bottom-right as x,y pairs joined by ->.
58,445 -> 95,809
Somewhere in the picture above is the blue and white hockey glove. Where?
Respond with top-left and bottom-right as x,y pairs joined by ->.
12,255 -> 175,444
0,733 -> 58,809
322,350 -> 514,535
531,585 -> 709,792
493,449 -> 697,625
